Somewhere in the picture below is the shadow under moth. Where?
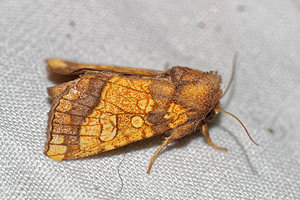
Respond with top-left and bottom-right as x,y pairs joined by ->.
44,53 -> 257,173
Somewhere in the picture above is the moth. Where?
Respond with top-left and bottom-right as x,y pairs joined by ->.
44,54 -> 257,173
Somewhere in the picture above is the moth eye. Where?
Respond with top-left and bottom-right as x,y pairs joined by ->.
205,110 -> 215,120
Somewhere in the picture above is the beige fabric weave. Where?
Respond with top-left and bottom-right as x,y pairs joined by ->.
1,1 -> 299,199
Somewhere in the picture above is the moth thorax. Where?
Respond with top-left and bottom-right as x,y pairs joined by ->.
178,79 -> 222,117
170,67 -> 222,115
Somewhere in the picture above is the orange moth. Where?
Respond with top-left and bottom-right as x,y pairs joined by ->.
44,53 -> 257,173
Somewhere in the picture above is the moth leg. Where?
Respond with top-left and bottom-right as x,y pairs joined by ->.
202,123 -> 228,151
147,135 -> 173,173
147,122 -> 195,173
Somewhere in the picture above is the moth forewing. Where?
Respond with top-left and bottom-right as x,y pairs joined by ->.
45,58 -> 256,173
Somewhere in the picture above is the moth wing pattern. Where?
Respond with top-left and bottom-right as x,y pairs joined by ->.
47,78 -> 80,100
44,56 -> 253,173
47,58 -> 162,76
45,69 -> 194,161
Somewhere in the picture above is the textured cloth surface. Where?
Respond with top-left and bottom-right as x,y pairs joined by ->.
1,1 -> 300,199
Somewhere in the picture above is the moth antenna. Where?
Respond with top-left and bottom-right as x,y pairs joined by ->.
214,108 -> 258,146
221,52 -> 238,98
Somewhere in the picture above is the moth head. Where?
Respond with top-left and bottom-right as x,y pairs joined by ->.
204,53 -> 258,146
170,53 -> 258,146
204,103 -> 220,122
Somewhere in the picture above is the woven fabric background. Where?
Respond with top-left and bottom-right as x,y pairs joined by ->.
1,1 -> 300,199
